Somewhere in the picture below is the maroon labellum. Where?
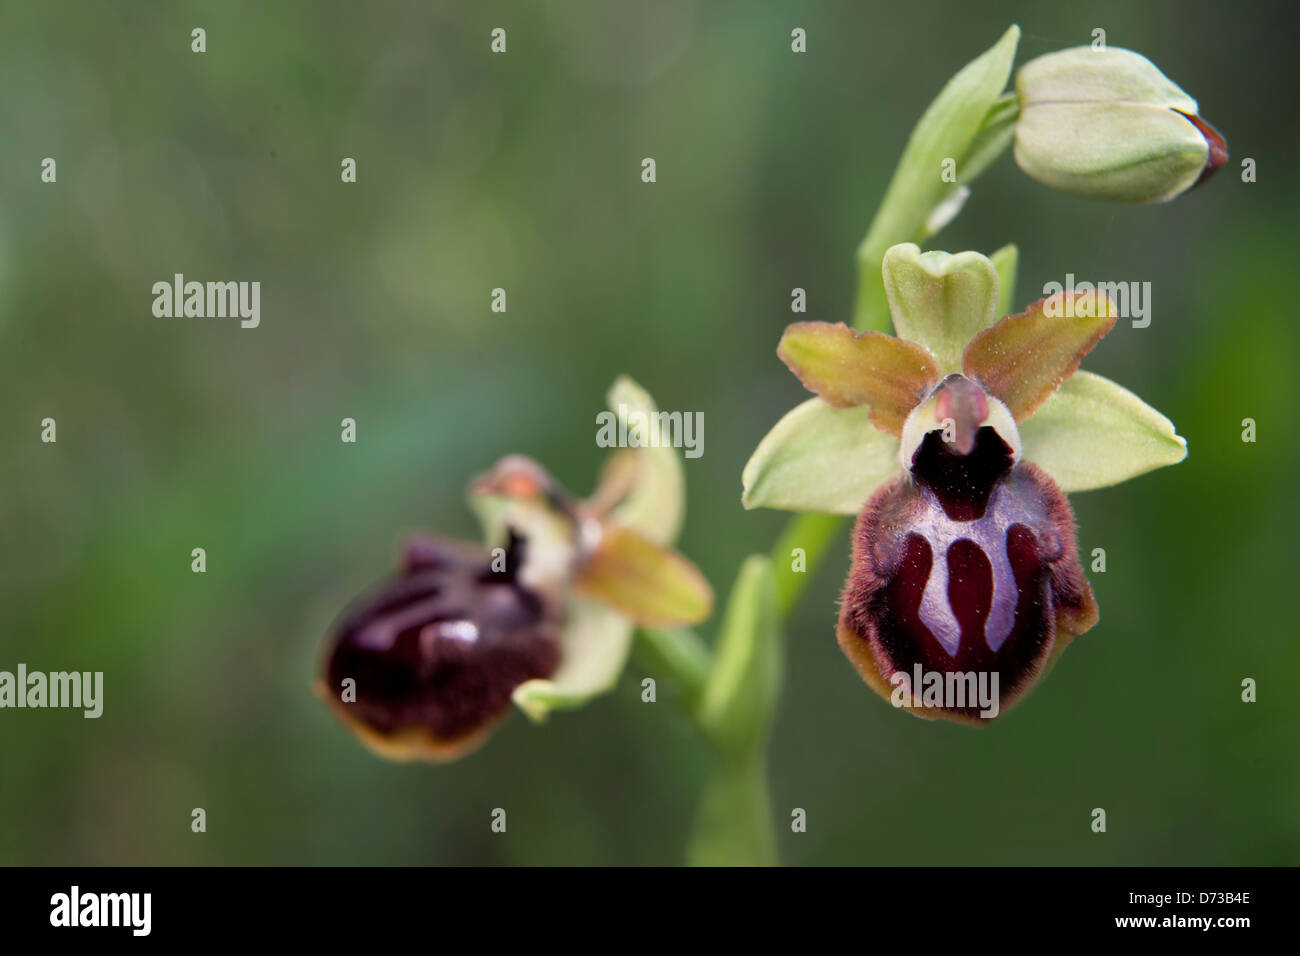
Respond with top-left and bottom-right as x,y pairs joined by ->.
320,533 -> 561,760
837,374 -> 1097,723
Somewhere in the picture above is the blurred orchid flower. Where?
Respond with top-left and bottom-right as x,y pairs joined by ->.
320,378 -> 712,760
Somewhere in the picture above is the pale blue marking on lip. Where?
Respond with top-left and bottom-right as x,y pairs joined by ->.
913,481 -> 1039,655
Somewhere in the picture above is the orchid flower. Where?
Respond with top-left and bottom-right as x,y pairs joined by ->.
743,243 -> 1186,722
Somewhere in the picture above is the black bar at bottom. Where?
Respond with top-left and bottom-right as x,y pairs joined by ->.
0,866 -> 1281,941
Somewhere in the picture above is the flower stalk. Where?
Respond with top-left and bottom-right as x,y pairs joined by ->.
321,22 -> 1222,865
852,26 -> 1021,332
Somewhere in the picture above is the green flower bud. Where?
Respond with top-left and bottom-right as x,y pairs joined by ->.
1013,47 -> 1227,203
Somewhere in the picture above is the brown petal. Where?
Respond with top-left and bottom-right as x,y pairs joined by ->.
574,525 -> 713,628
778,322 -> 939,436
962,291 -> 1117,422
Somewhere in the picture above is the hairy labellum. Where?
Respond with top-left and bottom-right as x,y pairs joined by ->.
839,413 -> 1097,724
321,535 -> 561,760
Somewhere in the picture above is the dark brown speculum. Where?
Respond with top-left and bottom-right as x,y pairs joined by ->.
322,534 -> 561,759
838,424 -> 1096,723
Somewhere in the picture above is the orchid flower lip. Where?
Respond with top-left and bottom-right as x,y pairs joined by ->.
319,532 -> 562,762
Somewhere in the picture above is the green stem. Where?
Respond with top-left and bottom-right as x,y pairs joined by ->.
850,27 -> 1021,330
685,751 -> 775,866
651,518 -> 838,866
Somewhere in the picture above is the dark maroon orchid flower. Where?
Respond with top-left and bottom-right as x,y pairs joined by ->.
320,380 -> 713,760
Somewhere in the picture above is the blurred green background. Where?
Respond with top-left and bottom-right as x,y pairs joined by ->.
2,0 -> 1297,865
